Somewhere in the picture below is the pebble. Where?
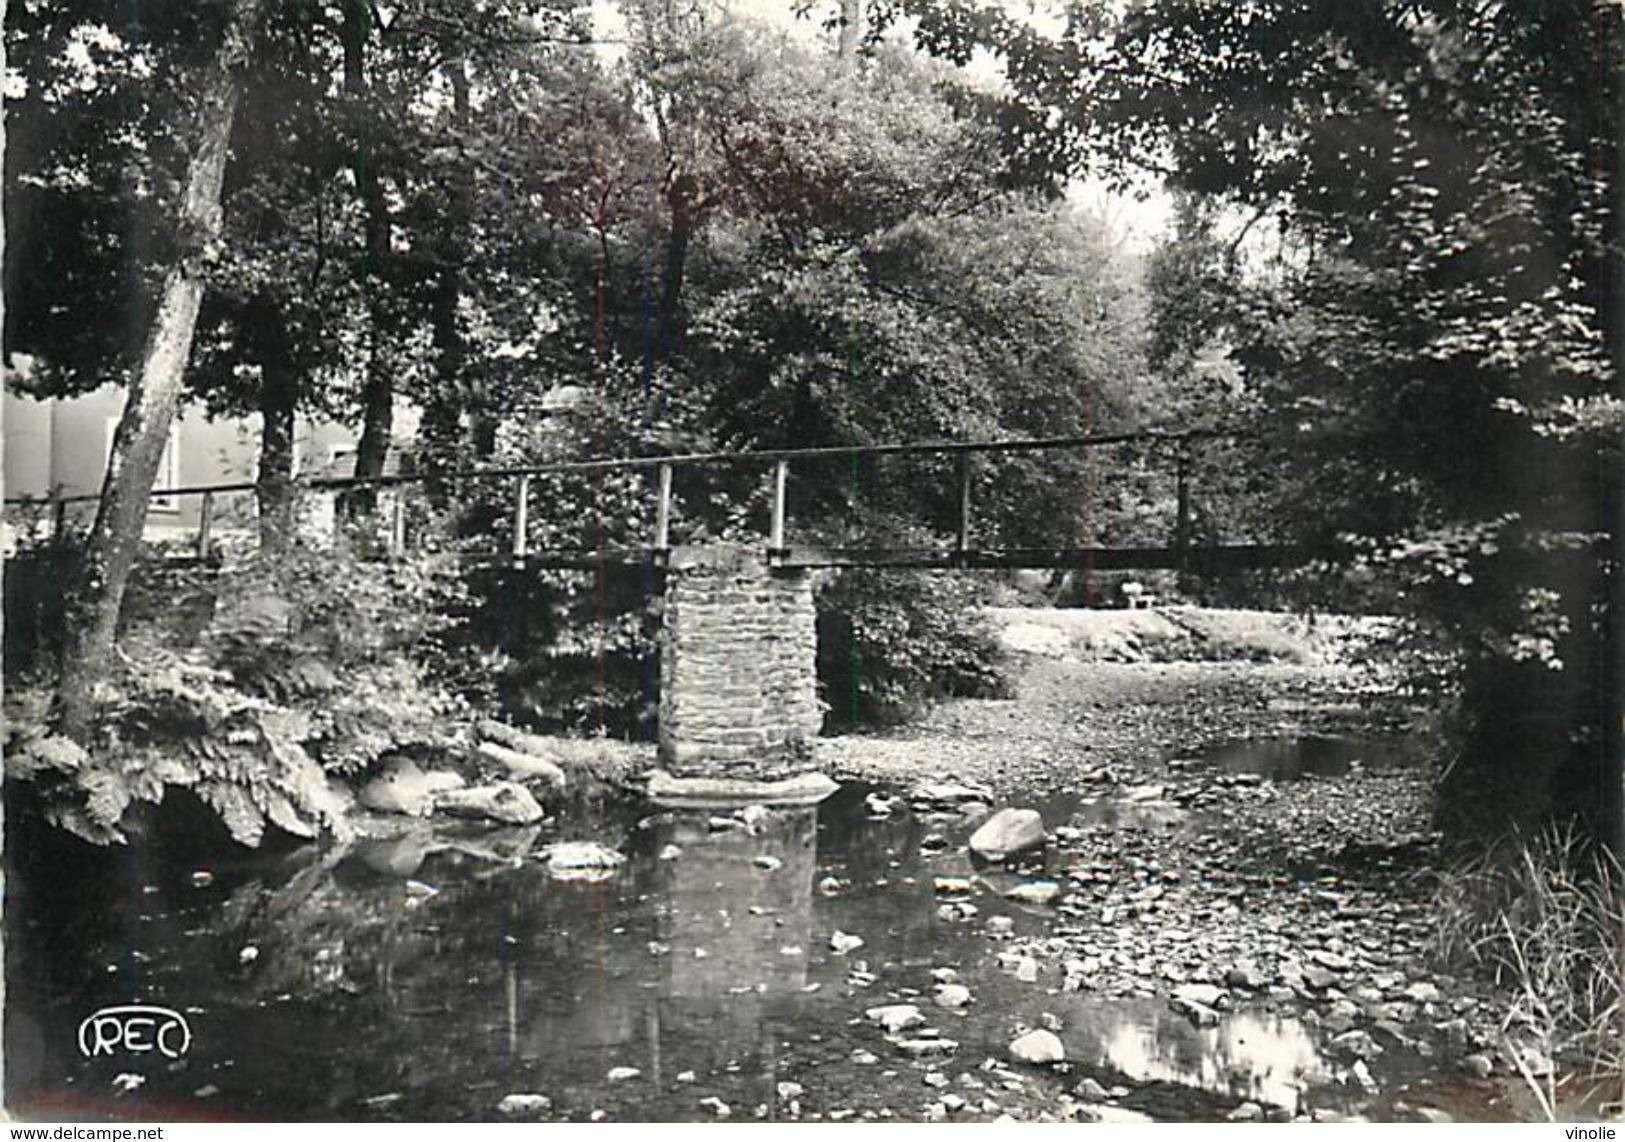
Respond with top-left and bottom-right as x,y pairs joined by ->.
699,1096 -> 731,1118
1074,1078 -> 1109,1101
864,1004 -> 924,1034
1009,1029 -> 1065,1065
1226,1102 -> 1264,1122
1303,966 -> 1338,990
1005,881 -> 1062,905
497,1094 -> 551,1115
830,930 -> 865,954
1170,997 -> 1220,1027
606,1067 -> 640,1082
1171,983 -> 1228,1009
1404,980 -> 1443,1003
934,984 -> 973,1009
1076,1104 -> 1154,1123
1224,964 -> 1264,990
895,1038 -> 959,1058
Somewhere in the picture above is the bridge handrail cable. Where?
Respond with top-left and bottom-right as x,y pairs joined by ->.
2,427 -> 1250,507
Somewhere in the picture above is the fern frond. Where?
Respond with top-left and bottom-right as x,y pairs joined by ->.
197,780 -> 266,847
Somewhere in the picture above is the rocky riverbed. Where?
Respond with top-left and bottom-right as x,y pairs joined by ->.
8,607 -> 1609,1123
808,607 -> 1598,1122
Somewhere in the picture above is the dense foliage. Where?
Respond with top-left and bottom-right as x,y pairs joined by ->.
10,0 -> 1613,846
4,534 -> 469,845
873,0 -> 1621,837
1092,0 -> 1621,837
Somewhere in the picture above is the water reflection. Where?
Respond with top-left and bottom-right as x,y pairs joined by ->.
655,808 -> 816,1000
1076,1000 -> 1343,1111
1198,734 -> 1427,781
9,785 -> 1405,1122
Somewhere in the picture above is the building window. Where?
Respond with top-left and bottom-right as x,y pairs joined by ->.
104,416 -> 181,513
328,444 -> 356,475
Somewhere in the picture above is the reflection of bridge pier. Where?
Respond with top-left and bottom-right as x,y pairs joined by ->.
647,803 -> 820,1097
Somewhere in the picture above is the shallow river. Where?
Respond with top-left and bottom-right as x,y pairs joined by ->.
7,740 -> 1445,1122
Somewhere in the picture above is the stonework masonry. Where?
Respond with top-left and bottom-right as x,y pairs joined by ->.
658,545 -> 823,777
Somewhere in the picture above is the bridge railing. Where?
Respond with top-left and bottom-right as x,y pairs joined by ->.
4,428 -> 1294,570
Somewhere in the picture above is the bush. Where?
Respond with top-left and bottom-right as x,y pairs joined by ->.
453,565 -> 660,738
4,539 -> 473,847
817,568 -> 1010,729
2,537 -> 82,677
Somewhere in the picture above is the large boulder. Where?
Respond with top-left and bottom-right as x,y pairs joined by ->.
433,782 -> 545,826
358,758 -> 439,817
969,808 -> 1045,860
477,741 -> 567,788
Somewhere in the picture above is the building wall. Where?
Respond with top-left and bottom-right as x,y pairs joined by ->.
3,380 -> 388,540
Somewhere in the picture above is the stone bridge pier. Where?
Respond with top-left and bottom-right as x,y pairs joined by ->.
653,545 -> 831,804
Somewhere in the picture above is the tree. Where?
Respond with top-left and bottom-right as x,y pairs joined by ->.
1089,0 -> 1623,840
54,0 -> 270,741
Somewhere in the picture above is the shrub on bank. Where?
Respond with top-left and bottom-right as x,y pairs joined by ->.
4,537 -> 472,847
817,568 -> 1010,729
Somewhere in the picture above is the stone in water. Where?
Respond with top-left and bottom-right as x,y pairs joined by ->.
1009,1029 -> 1065,1066
830,929 -> 865,954
1005,880 -> 1062,905
545,842 -> 625,881
498,1094 -> 551,1115
864,1004 -> 924,1034
969,808 -> 1045,860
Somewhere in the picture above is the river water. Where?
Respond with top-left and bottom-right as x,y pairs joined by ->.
7,749 -> 1445,1123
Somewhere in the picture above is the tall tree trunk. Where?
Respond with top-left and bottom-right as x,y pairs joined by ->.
55,0 -> 267,742
655,172 -> 694,359
256,342 -> 299,554
426,53 -> 481,480
343,0 -> 393,511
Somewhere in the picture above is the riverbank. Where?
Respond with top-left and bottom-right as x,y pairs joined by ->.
812,606 -> 1608,1123
7,605 -> 1612,1123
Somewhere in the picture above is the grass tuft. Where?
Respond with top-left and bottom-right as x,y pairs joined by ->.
1429,823 -> 1623,1117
